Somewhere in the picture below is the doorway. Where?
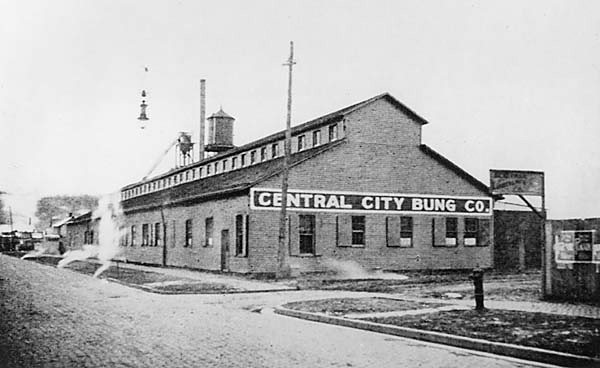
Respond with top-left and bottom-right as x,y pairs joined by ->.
220,229 -> 230,272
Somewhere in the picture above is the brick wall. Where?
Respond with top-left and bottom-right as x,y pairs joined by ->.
119,196 -> 251,272
254,98 -> 493,273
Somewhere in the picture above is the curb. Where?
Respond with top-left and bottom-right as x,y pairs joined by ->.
105,277 -> 298,295
274,307 -> 600,367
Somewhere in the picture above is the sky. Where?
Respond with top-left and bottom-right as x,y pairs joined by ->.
1,0 -> 599,225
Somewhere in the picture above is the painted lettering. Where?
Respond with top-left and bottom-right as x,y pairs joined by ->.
326,195 -> 340,208
412,198 -> 423,210
362,196 -> 374,209
339,196 -> 353,209
258,192 -> 271,206
393,197 -> 405,210
287,193 -> 300,207
314,194 -> 327,208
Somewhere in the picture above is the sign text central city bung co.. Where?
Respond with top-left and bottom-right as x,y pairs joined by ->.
250,188 -> 492,215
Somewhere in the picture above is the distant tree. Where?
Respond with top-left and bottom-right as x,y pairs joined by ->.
34,195 -> 98,230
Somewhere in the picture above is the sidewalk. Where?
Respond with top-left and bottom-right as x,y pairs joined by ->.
386,295 -> 600,319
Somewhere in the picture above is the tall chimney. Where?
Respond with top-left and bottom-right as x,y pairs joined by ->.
199,79 -> 206,160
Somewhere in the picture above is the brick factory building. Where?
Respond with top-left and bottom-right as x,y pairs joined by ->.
106,93 -> 494,275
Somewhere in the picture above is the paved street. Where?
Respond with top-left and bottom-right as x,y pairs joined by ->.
0,255 -> 555,368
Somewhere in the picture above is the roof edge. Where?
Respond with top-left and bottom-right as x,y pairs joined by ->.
419,144 -> 495,198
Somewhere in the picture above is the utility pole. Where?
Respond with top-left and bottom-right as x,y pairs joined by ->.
276,41 -> 295,279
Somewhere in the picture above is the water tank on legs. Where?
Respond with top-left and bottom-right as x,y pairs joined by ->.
205,108 -> 235,153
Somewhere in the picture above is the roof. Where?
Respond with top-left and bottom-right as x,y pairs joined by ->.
208,108 -> 234,120
122,92 -> 429,189
52,216 -> 73,228
122,140 -> 346,212
67,211 -> 93,225
419,144 -> 493,197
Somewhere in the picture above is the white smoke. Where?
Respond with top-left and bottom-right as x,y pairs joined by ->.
323,259 -> 409,280
58,192 -> 124,278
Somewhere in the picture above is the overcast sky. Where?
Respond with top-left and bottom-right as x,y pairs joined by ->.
1,0 -> 599,225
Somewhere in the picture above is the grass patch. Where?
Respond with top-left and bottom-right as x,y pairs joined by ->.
283,297 -> 445,316
363,309 -> 600,358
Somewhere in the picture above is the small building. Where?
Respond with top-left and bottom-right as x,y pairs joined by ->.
110,93 -> 495,276
493,210 -> 542,271
64,211 -> 96,251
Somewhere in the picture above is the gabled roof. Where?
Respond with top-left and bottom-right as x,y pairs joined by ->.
67,211 -> 93,225
419,144 -> 494,197
123,92 -> 428,189
52,216 -> 74,228
122,140 -> 346,212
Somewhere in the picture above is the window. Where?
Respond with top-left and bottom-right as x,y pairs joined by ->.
142,224 -> 149,246
465,218 -> 491,247
299,215 -> 316,254
206,164 -> 212,175
191,169 -> 196,180
328,124 -> 338,142
185,171 -> 190,181
215,162 -> 220,174
131,225 -> 136,246
149,223 -> 154,246
205,217 -> 214,247
235,214 -> 247,257
400,217 -> 413,247
387,216 -> 413,247
464,218 -> 478,246
173,175 -> 178,184
241,153 -> 247,166
271,143 -> 279,158
222,160 -> 227,172
155,222 -> 161,247
250,150 -> 256,164
297,135 -> 306,151
445,217 -> 457,246
185,219 -> 193,247
231,157 -> 238,169
351,216 -> 365,246
260,147 -> 267,162
313,130 -> 321,146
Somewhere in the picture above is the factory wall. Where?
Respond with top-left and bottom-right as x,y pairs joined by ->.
118,196 -> 251,272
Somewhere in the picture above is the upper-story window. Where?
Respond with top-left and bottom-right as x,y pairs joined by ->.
271,143 -> 279,158
231,156 -> 238,170
297,135 -> 306,151
241,153 -> 247,166
206,164 -> 212,175
250,150 -> 256,165
313,130 -> 321,146
222,159 -> 227,172
328,124 -> 338,142
260,147 -> 267,162
199,167 -> 204,178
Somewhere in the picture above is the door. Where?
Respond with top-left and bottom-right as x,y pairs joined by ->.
220,229 -> 230,272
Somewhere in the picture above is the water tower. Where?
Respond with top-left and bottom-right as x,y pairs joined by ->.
176,132 -> 194,166
205,108 -> 235,153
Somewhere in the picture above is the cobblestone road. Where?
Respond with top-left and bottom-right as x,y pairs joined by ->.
0,255 -> 553,368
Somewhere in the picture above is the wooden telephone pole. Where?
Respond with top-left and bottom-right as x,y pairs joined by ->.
276,41 -> 295,279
